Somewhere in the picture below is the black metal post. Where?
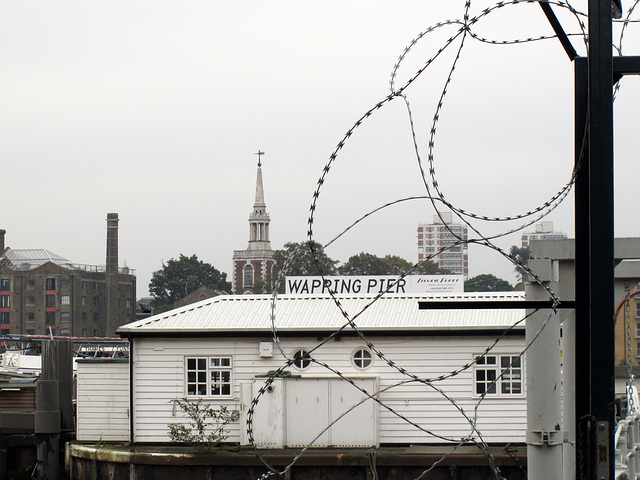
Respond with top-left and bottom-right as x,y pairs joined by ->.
574,0 -> 615,478
574,56 -> 592,480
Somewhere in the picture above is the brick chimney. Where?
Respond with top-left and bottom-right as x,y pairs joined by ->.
106,213 -> 119,274
0,229 -> 5,254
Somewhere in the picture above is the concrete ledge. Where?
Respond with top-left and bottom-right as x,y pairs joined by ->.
68,442 -> 526,467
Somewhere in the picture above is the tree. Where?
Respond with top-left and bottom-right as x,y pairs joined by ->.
418,258 -> 451,275
384,255 -> 414,275
273,241 -> 338,281
339,253 -> 436,276
464,274 -> 514,292
338,253 -> 389,275
509,245 -> 530,279
149,254 -> 231,313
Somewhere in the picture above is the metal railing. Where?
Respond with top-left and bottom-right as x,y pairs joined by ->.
615,384 -> 640,479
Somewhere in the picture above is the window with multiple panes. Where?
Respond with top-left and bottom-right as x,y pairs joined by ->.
61,295 -> 71,305
46,278 -> 55,290
0,312 -> 9,324
60,279 -> 70,289
475,355 -> 522,396
0,296 -> 9,308
292,349 -> 312,370
60,312 -> 70,322
0,278 -> 9,290
45,311 -> 55,324
185,357 -> 232,397
243,265 -> 254,288
82,296 -> 87,306
45,295 -> 55,308
93,297 -> 99,306
352,348 -> 373,369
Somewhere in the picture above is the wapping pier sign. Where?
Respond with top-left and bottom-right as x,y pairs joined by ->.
285,275 -> 463,295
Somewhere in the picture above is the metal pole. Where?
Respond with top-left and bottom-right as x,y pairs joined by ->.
574,1 -> 615,477
526,277 -> 563,480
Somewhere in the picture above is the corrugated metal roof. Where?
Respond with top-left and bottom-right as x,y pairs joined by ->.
118,292 -> 526,335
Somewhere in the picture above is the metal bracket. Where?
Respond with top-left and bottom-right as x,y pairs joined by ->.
527,429 -> 565,446
596,421 -> 610,480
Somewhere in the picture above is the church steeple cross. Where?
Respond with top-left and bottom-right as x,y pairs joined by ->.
254,150 -> 265,167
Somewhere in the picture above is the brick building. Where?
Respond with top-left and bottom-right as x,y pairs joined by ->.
232,157 -> 275,294
0,213 -> 136,338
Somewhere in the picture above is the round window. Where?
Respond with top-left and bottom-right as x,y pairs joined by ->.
352,348 -> 373,369
292,349 -> 312,370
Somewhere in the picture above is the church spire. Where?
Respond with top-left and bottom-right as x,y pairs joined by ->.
231,151 -> 276,294
254,151 -> 266,209
248,151 -> 270,249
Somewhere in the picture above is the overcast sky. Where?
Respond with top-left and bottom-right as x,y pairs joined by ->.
2,0 -> 639,296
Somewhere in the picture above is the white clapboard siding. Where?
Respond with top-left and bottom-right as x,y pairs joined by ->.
76,359 -> 130,442
131,335 -> 526,444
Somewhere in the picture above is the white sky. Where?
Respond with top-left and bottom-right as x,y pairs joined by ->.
2,1 -> 639,296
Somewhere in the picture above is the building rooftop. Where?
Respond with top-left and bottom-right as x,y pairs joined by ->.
0,248 -> 74,269
118,292 -> 526,335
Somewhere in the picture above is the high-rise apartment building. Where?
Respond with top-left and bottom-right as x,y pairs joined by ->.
521,221 -> 567,249
417,213 -> 468,278
0,214 -> 136,338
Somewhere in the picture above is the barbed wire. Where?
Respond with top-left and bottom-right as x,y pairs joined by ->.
245,0 -> 640,478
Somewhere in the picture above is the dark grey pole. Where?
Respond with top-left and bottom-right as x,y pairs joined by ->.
574,0 -> 615,478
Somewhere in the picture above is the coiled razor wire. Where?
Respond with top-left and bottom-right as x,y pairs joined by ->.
244,1 -> 640,479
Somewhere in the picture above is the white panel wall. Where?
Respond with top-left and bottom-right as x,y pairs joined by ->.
131,335 -> 526,445
76,359 -> 130,442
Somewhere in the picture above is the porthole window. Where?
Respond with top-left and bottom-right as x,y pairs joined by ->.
292,349 -> 312,370
352,348 -> 373,369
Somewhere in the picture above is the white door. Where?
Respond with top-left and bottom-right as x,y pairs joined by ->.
285,378 -> 331,447
284,378 -> 377,448
328,378 -> 377,447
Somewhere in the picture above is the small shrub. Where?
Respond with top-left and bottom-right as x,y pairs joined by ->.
168,398 -> 239,451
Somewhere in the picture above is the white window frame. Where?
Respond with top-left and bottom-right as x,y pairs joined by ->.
243,264 -> 254,288
474,354 -> 523,397
292,349 -> 312,370
352,348 -> 373,370
185,356 -> 233,397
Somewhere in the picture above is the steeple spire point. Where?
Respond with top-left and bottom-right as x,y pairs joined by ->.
254,150 -> 265,167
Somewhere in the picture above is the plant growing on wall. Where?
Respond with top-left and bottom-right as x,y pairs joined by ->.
168,398 -> 239,451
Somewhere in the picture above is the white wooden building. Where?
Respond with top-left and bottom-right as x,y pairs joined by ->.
78,292 -> 528,448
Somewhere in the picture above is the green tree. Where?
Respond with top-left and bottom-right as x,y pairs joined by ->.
464,274 -> 514,292
509,245 -> 530,279
149,254 -> 231,313
418,258 -> 451,275
272,242 -> 338,290
384,255 -> 414,275
338,253 -> 389,275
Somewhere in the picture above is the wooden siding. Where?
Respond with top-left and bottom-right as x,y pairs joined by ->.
131,335 -> 526,445
0,388 -> 35,411
76,360 -> 130,441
